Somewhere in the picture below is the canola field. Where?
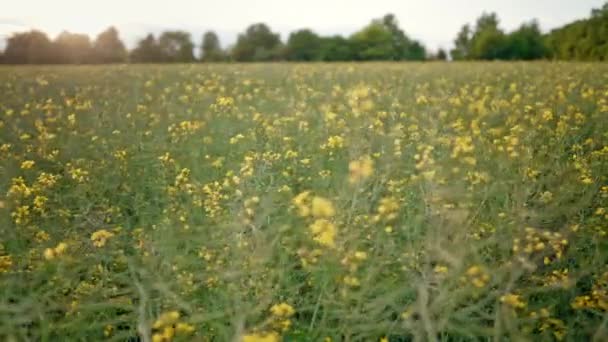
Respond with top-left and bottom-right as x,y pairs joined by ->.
1,63 -> 608,341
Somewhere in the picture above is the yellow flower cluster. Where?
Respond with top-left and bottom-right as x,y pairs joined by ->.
43,242 -> 68,260
293,192 -> 338,247
151,311 -> 195,342
90,229 -> 115,247
348,156 -> 374,184
500,293 -> 527,309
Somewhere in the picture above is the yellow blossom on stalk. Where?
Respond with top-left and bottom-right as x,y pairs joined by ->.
292,191 -> 311,217
348,156 -> 374,184
175,322 -> 195,334
311,196 -> 335,218
322,135 -> 345,150
242,332 -> 279,342
91,229 -> 115,247
500,293 -> 526,309
0,255 -> 13,273
270,303 -> 295,317
343,275 -> 360,287
153,310 -> 180,329
309,219 -> 337,248
44,242 -> 68,260
20,160 -> 35,169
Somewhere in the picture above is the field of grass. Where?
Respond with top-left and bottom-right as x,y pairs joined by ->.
0,62 -> 607,341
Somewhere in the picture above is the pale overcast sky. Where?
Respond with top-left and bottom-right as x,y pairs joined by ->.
0,0 -> 605,51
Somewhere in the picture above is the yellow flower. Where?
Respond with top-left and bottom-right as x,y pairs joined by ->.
90,229 -> 115,247
20,160 -> 35,169
292,191 -> 311,217
309,219 -> 337,248
348,156 -> 374,184
44,242 -> 68,260
153,310 -> 180,329
242,332 -> 280,342
311,196 -> 335,218
0,255 -> 13,273
270,302 -> 295,317
175,322 -> 195,334
500,293 -> 526,309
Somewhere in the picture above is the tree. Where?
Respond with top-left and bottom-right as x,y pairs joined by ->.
469,13 -> 507,60
350,22 -> 396,60
436,48 -> 447,60
380,14 -> 426,60
200,31 -> 224,62
3,30 -> 56,64
350,14 -> 426,61
232,23 -> 283,62
130,34 -> 163,63
503,20 -> 547,60
451,24 -> 472,60
93,27 -> 127,63
285,29 -> 322,61
54,31 -> 93,64
318,36 -> 355,61
158,31 -> 195,62
547,2 -> 608,61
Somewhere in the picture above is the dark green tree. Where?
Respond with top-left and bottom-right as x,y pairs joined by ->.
232,23 -> 283,62
318,36 -> 355,61
200,31 -> 224,62
436,48 -> 447,60
130,34 -> 163,63
285,29 -> 322,61
503,20 -> 547,60
158,31 -> 195,62
3,30 -> 56,64
93,27 -> 127,63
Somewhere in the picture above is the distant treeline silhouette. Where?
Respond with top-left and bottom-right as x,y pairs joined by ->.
1,3 -> 607,64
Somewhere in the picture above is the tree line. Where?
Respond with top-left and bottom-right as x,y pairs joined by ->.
1,3 -> 607,64
451,3 -> 608,61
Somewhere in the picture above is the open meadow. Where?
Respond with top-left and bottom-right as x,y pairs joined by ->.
1,62 -> 607,341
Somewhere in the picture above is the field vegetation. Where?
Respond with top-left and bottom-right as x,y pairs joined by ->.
1,62 -> 607,341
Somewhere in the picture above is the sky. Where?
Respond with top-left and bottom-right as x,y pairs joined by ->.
0,0 -> 605,52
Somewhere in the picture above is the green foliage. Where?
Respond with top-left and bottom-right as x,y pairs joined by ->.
318,36 -> 356,61
451,24 -> 472,60
436,48 -> 447,60
546,3 -> 608,61
232,23 -> 283,62
0,62 -> 607,340
200,31 -> 225,62
453,13 -> 548,61
350,14 -> 426,61
351,22 -> 396,60
3,3 -> 608,63
285,29 -> 322,61
468,13 -> 507,60
503,21 -> 547,60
